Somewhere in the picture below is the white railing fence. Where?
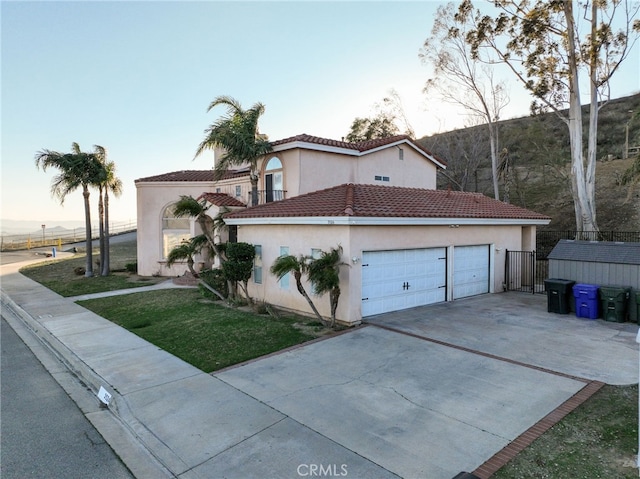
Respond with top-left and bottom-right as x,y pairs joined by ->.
1,220 -> 137,251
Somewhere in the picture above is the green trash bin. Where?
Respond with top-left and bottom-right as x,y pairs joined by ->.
599,286 -> 631,322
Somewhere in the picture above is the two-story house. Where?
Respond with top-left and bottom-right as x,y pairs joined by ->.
136,134 -> 549,325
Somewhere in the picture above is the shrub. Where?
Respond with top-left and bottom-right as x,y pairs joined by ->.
199,268 -> 228,299
125,262 -> 137,274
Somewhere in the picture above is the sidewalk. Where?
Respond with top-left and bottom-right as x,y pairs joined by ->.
0,261 -> 400,479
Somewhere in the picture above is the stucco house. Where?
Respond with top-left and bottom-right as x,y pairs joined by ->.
136,134 -> 550,325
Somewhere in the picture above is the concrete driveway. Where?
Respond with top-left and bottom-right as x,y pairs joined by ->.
365,292 -> 639,385
215,292 -> 637,478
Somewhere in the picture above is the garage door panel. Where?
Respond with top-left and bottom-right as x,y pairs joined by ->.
362,248 -> 446,317
453,245 -> 489,299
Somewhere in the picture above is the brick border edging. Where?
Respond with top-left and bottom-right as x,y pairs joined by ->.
472,380 -> 605,478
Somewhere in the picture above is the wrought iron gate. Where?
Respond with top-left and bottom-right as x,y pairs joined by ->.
505,250 -> 547,294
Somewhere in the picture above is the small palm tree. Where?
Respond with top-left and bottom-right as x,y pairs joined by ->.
270,254 -> 326,325
166,235 -> 209,276
172,195 -> 221,259
35,143 -> 106,277
307,246 -> 347,328
194,95 -> 273,206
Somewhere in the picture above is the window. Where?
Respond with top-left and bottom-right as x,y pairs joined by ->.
279,246 -> 289,289
235,185 -> 242,197
254,245 -> 262,284
398,147 -> 404,160
374,175 -> 390,182
265,157 -> 283,202
216,187 -> 221,193
162,204 -> 191,259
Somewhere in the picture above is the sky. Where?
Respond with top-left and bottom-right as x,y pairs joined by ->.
1,0 -> 639,229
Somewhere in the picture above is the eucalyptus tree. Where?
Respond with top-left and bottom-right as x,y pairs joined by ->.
35,143 -> 106,277
455,0 -> 640,234
420,2 -> 510,200
194,95 -> 272,206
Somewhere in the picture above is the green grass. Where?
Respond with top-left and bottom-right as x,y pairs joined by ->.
20,241 -> 164,297
78,288 -> 325,372
493,384 -> 638,479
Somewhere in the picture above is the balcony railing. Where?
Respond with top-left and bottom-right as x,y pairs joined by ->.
248,190 -> 287,205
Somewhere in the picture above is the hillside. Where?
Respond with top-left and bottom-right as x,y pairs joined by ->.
417,93 -> 640,231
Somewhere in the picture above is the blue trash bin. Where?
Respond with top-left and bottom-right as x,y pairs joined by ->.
573,283 -> 599,319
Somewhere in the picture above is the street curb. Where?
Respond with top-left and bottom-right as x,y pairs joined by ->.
1,290 -> 178,479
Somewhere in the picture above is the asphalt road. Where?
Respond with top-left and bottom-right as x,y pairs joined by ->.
0,316 -> 134,479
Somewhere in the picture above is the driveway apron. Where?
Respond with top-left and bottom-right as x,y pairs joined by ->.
216,326 -> 585,479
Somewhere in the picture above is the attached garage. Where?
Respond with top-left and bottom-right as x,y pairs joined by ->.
453,245 -> 490,299
361,248 -> 446,317
225,183 -> 551,325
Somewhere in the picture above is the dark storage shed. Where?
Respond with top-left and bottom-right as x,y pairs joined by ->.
548,240 -> 640,322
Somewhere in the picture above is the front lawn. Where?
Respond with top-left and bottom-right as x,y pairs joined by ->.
78,288 -> 328,372
20,241 -> 164,297
493,384 -> 638,479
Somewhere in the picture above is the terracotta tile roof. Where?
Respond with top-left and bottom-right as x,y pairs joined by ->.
270,133 -> 445,165
198,192 -> 247,207
224,183 -> 550,221
135,169 -> 249,183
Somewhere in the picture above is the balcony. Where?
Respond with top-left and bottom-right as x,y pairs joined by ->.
248,190 -> 287,205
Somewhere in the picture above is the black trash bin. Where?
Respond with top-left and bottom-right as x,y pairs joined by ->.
599,286 -> 631,322
544,279 -> 575,314
636,292 -> 640,325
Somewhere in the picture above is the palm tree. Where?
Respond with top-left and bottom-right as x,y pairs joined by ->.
35,143 -> 106,277
92,146 -> 123,276
270,254 -> 326,325
166,235 -> 209,277
172,196 -> 221,258
307,246 -> 347,328
194,95 -> 273,206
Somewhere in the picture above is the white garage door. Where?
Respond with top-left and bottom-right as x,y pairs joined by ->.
361,248 -> 446,317
453,245 -> 490,299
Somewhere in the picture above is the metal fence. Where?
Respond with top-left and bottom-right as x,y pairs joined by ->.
507,231 -> 640,295
0,220 -> 137,251
505,250 -> 547,294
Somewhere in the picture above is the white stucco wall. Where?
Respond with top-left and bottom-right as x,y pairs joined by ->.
236,222 -> 532,325
136,181 -> 215,276
259,144 -> 438,199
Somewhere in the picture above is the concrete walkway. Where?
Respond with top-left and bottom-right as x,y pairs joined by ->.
1,258 -> 637,479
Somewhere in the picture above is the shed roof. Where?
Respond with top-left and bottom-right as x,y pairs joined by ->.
548,240 -> 640,265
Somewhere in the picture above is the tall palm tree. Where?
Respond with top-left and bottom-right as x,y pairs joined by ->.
194,95 -> 273,206
35,143 -> 106,277
92,146 -> 123,276
307,246 -> 347,328
270,254 -> 326,325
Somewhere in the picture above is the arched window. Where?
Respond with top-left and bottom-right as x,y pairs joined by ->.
162,204 -> 191,259
264,157 -> 283,202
